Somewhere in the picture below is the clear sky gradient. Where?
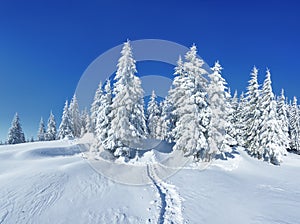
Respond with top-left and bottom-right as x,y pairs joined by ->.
0,0 -> 299,141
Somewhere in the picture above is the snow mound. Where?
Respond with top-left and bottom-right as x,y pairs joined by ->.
86,140 -> 192,185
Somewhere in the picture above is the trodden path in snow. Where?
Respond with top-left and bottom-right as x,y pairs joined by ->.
147,164 -> 184,224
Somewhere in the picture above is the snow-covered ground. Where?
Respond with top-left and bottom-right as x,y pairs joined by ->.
0,138 -> 300,224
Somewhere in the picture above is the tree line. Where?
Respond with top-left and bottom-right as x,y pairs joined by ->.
4,40 -> 300,165
5,95 -> 89,145
88,40 -> 300,165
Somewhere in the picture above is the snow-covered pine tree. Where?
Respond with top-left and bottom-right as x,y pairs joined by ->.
37,117 -> 46,141
206,61 -> 233,159
163,56 -> 185,142
277,89 -> 290,150
258,69 -> 287,164
90,81 -> 103,133
172,46 -> 210,159
289,96 -> 300,152
58,100 -> 74,139
236,92 -> 247,145
7,113 -> 25,144
228,90 -> 239,141
244,66 -> 262,158
147,90 -> 161,139
155,101 -> 164,140
45,111 -> 57,141
69,94 -> 81,138
80,108 -> 90,136
172,88 -> 208,158
85,111 -> 91,134
96,79 -> 112,149
106,40 -> 147,157
158,99 -> 171,141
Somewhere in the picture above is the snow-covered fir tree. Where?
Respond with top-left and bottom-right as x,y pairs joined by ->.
244,66 -> 262,157
258,69 -> 287,164
162,56 -> 185,142
85,111 -> 91,134
95,79 -> 112,149
289,96 -> 300,152
7,113 -> 25,144
160,94 -> 176,142
206,61 -> 233,159
228,90 -> 239,141
106,40 -> 147,157
37,117 -> 46,141
172,89 -> 208,158
80,108 -> 90,136
69,94 -> 81,138
156,100 -> 167,141
147,90 -> 161,139
58,100 -> 74,139
171,46 -> 211,159
235,92 -> 247,145
155,101 -> 164,140
277,89 -> 290,150
45,111 -> 57,141
90,81 -> 103,133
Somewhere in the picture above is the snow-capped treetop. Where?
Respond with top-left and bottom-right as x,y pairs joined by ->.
184,45 -> 205,70
247,66 -> 260,103
114,40 -> 137,90
147,90 -> 160,116
261,69 -> 273,102
183,45 -> 208,87
174,55 -> 184,77
211,60 -> 223,73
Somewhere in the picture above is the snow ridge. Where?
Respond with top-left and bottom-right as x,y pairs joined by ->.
147,164 -> 183,224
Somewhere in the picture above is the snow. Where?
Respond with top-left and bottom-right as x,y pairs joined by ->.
1,139 -> 300,223
147,164 -> 183,224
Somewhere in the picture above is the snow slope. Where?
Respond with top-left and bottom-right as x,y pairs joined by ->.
0,139 -> 300,224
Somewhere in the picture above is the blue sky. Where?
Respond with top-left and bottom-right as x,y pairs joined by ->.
0,0 -> 299,141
